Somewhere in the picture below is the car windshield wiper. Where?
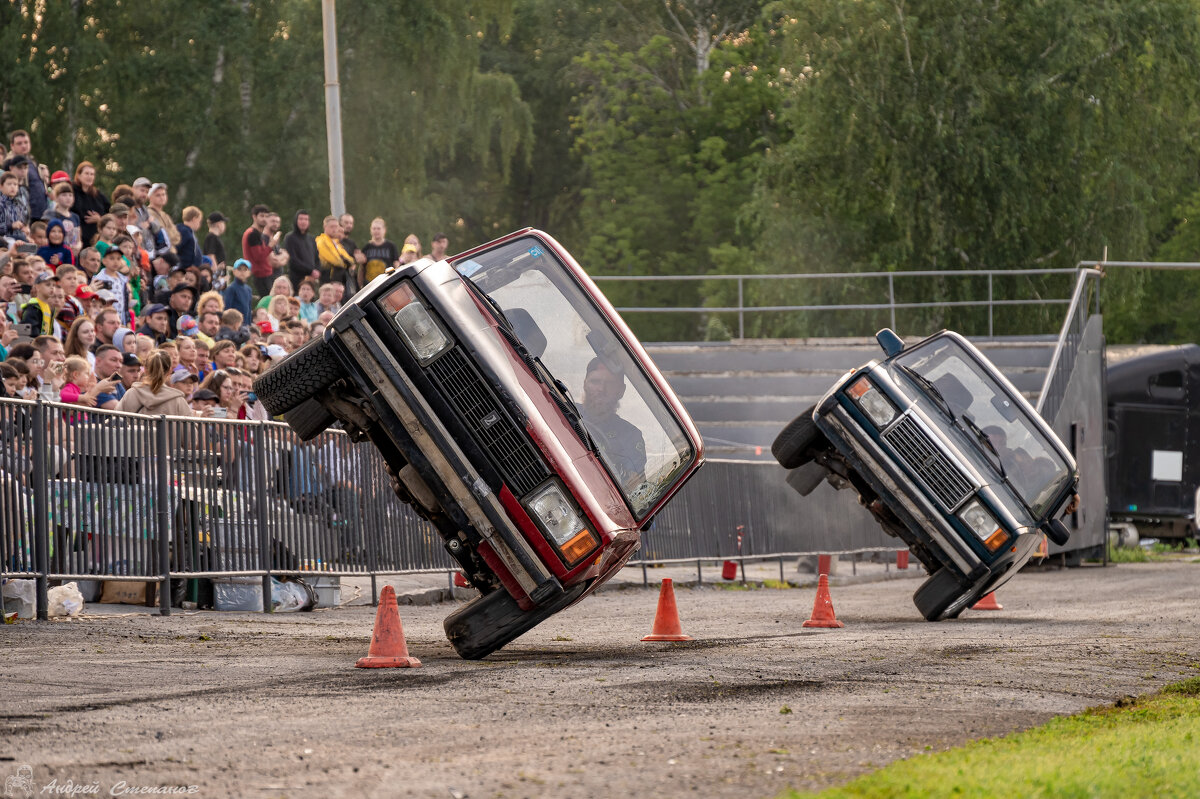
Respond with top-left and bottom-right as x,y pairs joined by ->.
463,278 -> 512,330
897,364 -> 955,423
960,412 -> 1006,480
461,276 -> 602,457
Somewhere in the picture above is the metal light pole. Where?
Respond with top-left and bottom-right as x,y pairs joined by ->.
322,0 -> 346,216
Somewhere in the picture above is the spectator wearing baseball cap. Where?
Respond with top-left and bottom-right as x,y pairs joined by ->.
137,302 -> 170,345
222,258 -> 253,323
20,271 -> 60,337
50,170 -> 70,185
94,240 -> 132,322
176,314 -> 199,337
167,283 -> 196,337
118,351 -> 142,390
41,182 -> 81,252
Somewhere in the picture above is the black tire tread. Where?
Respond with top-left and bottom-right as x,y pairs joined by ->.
444,581 -> 590,660
913,565 -> 973,622
253,336 -> 341,417
772,404 -> 821,469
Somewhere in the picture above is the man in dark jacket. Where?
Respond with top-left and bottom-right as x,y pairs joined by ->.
7,129 -> 48,220
284,209 -> 319,290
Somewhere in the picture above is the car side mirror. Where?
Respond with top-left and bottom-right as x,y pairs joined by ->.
1044,518 -> 1070,546
876,328 -> 905,358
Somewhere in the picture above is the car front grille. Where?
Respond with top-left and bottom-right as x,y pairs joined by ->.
426,347 -> 549,496
883,414 -> 973,510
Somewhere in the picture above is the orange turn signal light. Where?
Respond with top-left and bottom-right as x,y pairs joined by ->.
847,377 -> 872,400
561,529 -> 598,564
983,529 -> 1008,552
381,281 -> 417,313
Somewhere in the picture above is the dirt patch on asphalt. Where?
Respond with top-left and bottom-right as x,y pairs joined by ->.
3,561 -> 1199,798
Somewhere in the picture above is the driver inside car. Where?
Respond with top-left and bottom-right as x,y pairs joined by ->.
580,357 -> 645,488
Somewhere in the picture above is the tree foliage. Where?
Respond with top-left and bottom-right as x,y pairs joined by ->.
4,1 -> 1200,343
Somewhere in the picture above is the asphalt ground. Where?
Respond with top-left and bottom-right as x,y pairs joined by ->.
3,560 -> 1198,798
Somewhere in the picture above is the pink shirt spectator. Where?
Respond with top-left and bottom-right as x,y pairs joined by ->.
59,382 -> 82,403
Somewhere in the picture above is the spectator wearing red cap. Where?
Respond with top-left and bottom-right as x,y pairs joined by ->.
41,182 -> 81,253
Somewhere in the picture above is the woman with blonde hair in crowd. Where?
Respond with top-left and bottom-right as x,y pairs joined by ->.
255,275 -> 293,312
196,290 -> 224,318
116,350 -> 193,416
135,334 -> 155,363
267,294 -> 293,331
63,317 -> 97,369
177,336 -> 201,377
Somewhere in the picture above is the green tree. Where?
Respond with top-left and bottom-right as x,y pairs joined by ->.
753,0 -> 1200,339
571,2 -> 782,341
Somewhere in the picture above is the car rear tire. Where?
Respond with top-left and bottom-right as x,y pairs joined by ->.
913,566 -> 975,621
444,580 -> 590,660
253,336 -> 341,417
772,404 -> 824,469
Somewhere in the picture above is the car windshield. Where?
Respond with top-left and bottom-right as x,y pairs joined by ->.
891,337 -> 1072,518
453,236 -> 695,519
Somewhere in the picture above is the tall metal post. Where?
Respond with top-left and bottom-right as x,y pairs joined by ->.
31,400 -> 49,620
253,424 -> 273,613
156,418 -> 172,616
322,0 -> 346,216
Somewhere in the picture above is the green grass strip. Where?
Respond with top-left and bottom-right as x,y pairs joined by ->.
783,676 -> 1200,799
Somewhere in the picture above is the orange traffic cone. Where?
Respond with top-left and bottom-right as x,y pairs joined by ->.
641,578 -> 691,641
972,591 -> 1003,611
356,585 -> 422,668
802,574 -> 844,628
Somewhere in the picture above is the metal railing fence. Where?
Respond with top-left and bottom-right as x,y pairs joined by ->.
1,398 -> 901,619
593,267 -> 1080,340
0,398 -> 454,618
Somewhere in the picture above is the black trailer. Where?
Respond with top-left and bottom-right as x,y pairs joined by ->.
1106,345 -> 1200,541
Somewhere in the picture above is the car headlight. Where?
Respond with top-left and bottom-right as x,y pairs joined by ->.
847,377 -> 897,428
524,482 -> 598,565
381,282 -> 451,364
959,499 -> 1007,552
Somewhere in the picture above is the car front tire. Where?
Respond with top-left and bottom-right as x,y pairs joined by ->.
913,566 -> 976,621
772,404 -> 826,469
444,581 -> 590,660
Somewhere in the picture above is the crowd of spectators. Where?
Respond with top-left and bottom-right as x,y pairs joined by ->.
0,127 -> 452,420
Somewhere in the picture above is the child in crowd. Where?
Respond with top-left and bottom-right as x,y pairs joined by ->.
58,355 -> 91,404
37,219 -> 75,269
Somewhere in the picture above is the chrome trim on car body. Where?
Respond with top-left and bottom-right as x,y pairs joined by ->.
822,405 -> 980,577
881,409 -> 980,512
336,323 -> 553,597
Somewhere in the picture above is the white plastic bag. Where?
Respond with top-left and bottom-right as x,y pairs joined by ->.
272,579 -> 315,613
2,579 -> 36,619
47,582 -> 85,617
